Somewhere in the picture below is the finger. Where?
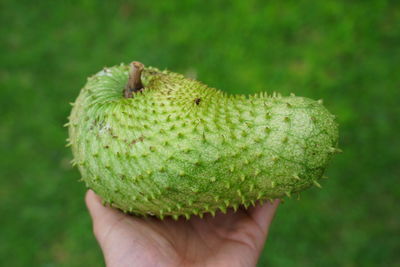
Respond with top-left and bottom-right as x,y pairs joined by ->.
85,189 -> 120,221
248,199 -> 279,235
85,189 -> 102,217
85,190 -> 126,242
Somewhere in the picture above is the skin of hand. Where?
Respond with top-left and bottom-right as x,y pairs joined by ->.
85,190 -> 279,267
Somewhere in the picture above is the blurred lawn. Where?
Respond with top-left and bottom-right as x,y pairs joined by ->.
1,0 -> 399,266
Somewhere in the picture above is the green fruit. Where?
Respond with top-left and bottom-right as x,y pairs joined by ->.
68,61 -> 339,219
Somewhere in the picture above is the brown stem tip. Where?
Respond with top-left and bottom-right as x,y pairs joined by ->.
123,61 -> 144,98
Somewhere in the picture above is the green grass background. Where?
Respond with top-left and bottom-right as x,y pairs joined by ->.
1,0 -> 399,266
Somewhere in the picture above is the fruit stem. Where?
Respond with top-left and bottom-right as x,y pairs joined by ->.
123,61 -> 144,98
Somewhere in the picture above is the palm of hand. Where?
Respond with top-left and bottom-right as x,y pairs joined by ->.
86,190 -> 279,267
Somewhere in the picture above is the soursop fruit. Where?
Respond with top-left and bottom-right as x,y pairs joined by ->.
67,61 -> 339,220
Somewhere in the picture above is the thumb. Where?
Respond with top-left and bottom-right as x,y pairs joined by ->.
85,190 -> 127,243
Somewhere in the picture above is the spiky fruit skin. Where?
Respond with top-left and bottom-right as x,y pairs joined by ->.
68,64 -> 339,219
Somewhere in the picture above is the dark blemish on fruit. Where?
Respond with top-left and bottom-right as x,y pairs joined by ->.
194,98 -> 201,105
104,145 -> 109,149
131,135 -> 145,145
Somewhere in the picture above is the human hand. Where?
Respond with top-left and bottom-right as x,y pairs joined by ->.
85,190 -> 279,267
